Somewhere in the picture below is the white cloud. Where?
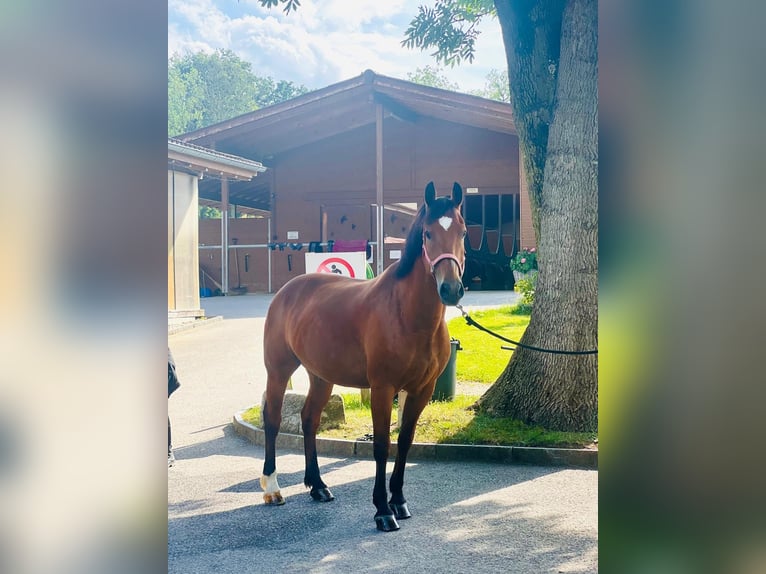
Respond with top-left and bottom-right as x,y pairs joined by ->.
168,24 -> 215,58
168,0 -> 508,92
316,0 -> 411,30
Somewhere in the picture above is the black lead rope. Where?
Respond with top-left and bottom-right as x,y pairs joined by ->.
455,304 -> 598,355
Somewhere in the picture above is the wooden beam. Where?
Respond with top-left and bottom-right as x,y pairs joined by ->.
376,103 -> 384,276
219,105 -> 377,157
221,178 -> 229,295
373,93 -> 419,123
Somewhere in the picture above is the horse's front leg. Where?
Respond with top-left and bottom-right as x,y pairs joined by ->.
389,386 -> 432,520
370,386 -> 398,532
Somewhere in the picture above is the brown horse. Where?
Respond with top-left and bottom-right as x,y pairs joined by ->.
260,181 -> 466,532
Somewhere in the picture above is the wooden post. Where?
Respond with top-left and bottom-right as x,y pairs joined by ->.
375,103 -> 384,276
267,216 -> 272,294
221,177 -> 229,294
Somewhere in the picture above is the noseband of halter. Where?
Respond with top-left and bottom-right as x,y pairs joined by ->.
422,231 -> 464,277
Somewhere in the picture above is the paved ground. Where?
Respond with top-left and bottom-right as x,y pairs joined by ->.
168,291 -> 598,573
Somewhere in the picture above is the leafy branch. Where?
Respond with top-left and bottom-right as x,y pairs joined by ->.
257,0 -> 302,15
402,0 -> 495,67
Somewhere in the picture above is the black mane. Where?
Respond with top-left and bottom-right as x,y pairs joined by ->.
395,196 -> 457,279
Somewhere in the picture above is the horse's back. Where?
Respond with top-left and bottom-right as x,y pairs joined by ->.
267,273 -> 371,322
264,273 -> 374,385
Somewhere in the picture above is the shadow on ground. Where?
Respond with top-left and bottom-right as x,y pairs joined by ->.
169,451 -> 596,573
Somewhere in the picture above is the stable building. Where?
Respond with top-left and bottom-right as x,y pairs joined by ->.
180,70 -> 534,293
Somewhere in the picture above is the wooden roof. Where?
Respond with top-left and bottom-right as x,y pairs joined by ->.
180,70 -> 516,210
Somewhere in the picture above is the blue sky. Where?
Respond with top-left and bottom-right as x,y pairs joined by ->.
168,0 -> 508,93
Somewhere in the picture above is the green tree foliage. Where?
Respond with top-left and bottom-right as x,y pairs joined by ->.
407,65 -> 510,103
168,63 -> 204,137
199,205 -> 222,219
169,49 -> 258,134
259,0 -> 302,13
168,49 -> 309,136
470,68 -> 510,102
407,65 -> 461,91
402,0 -> 495,66
252,76 -> 309,108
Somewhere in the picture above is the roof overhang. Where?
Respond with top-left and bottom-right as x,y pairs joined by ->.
168,138 -> 267,180
179,70 -> 517,160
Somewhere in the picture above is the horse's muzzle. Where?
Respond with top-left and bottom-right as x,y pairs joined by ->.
438,280 -> 465,306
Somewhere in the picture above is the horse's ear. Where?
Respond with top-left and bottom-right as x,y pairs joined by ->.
452,182 -> 463,207
424,181 -> 436,207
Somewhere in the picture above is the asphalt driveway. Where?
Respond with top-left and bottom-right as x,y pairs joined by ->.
168,291 -> 597,573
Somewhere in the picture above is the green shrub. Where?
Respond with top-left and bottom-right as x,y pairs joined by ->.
514,273 -> 537,307
510,248 -> 538,273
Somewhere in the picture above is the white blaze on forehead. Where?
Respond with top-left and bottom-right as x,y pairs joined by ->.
438,216 -> 453,231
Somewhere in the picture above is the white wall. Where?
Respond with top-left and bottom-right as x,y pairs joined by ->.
168,170 -> 201,312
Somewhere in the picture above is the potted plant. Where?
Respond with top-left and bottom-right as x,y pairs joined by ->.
510,247 -> 538,282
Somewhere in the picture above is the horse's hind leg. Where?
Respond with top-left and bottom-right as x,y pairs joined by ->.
388,387 -> 432,520
302,374 -> 335,502
261,358 -> 298,505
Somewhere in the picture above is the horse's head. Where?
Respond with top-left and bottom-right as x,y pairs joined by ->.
422,181 -> 466,306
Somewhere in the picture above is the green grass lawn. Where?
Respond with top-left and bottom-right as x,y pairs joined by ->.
241,392 -> 596,449
447,306 -> 530,384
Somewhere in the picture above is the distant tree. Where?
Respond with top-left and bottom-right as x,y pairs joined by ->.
470,68 -> 510,102
407,65 -> 461,91
169,50 -> 258,133
168,49 -> 309,136
253,76 -> 309,108
199,205 -> 222,219
168,63 -> 204,136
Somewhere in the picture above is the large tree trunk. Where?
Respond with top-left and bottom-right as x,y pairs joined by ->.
493,0 -> 565,238
478,0 -> 598,432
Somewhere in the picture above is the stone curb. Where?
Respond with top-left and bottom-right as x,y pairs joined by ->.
168,315 -> 223,336
233,412 -> 597,470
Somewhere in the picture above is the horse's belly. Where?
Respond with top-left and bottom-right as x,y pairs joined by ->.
294,341 -> 369,388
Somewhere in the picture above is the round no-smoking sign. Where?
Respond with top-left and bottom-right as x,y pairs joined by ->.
317,257 -> 355,277
305,252 -> 367,279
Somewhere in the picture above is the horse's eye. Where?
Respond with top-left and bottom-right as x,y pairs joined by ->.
462,230 -> 467,238
425,231 -> 431,240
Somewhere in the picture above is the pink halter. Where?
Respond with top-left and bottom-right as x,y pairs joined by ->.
422,233 -> 464,276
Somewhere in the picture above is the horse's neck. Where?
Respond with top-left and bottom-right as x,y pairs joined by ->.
393,259 -> 445,329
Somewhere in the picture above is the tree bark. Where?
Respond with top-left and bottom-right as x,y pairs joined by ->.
478,0 -> 598,432
494,0 -> 565,237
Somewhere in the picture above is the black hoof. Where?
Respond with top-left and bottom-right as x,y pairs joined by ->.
310,487 -> 335,502
389,502 -> 411,520
375,515 -> 400,532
